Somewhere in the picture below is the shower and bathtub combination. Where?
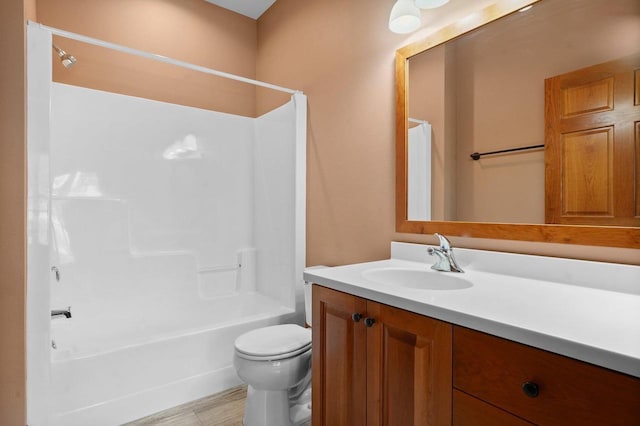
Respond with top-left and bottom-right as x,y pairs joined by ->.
26,23 -> 307,426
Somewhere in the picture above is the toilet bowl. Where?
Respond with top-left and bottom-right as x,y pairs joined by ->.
234,270 -> 324,425
234,324 -> 312,426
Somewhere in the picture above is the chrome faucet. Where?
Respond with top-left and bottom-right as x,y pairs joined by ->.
51,307 -> 72,319
427,233 -> 464,273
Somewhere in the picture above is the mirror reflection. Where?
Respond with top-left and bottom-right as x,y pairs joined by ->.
406,0 -> 640,224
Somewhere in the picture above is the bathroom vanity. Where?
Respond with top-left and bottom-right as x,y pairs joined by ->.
305,243 -> 640,425
311,285 -> 452,425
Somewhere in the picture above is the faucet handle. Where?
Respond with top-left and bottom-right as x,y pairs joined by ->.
434,233 -> 452,252
428,234 -> 463,273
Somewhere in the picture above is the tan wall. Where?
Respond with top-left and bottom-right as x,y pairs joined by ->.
37,0 -> 258,117
408,44 -> 458,221
257,0 -> 640,266
0,0 -> 28,423
257,0 -> 417,265
443,45 -> 457,221
3,0 -> 639,421
408,45 -> 447,219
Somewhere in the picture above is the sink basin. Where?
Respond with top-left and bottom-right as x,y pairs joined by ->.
362,267 -> 473,290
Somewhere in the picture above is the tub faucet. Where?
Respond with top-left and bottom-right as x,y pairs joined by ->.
51,307 -> 72,319
427,233 -> 464,273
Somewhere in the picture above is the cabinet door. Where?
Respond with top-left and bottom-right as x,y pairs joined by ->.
312,285 -> 367,426
366,301 -> 452,426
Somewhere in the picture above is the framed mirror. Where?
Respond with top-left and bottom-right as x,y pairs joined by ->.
396,0 -> 640,248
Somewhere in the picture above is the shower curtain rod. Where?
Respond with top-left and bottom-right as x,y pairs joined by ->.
29,21 -> 302,95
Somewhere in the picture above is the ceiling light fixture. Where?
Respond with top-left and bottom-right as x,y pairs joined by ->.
415,0 -> 450,9
389,0 -> 422,34
389,0 -> 451,34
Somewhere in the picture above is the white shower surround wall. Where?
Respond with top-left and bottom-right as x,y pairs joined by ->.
27,25 -> 307,426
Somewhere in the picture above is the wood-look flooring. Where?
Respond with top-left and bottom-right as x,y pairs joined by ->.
124,386 -> 247,426
124,385 -> 312,426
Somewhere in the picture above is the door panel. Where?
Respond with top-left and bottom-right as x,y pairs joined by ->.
545,54 -> 640,226
636,121 -> 640,216
312,285 -> 367,426
561,77 -> 613,118
561,127 -> 613,216
635,69 -> 639,105
366,302 -> 452,426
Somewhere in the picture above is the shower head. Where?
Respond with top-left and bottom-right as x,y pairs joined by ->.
52,44 -> 77,68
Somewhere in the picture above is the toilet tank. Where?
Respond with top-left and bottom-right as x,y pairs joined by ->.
303,266 -> 328,326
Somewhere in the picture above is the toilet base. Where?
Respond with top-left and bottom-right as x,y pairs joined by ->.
290,385 -> 312,425
243,384 -> 311,426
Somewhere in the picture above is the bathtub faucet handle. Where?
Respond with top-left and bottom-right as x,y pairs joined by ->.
51,306 -> 72,319
51,266 -> 60,282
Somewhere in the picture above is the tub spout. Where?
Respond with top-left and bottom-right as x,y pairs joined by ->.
51,307 -> 72,319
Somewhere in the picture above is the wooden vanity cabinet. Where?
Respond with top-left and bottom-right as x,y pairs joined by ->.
312,285 -> 452,426
312,285 -> 640,425
453,326 -> 640,426
453,389 -> 534,426
311,284 -> 367,426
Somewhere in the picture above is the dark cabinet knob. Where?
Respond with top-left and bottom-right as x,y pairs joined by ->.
364,317 -> 376,327
352,313 -> 362,322
522,381 -> 539,398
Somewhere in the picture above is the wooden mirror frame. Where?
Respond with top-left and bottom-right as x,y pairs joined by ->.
395,0 -> 640,249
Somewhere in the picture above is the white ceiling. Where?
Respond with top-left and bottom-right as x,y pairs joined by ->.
203,0 -> 505,29
204,0 -> 277,19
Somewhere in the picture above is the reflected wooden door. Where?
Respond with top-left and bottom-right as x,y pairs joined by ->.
545,54 -> 640,226
366,301 -> 452,426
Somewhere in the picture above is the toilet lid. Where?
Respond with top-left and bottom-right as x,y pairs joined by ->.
235,324 -> 311,358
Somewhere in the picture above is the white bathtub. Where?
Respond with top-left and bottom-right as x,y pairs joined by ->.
49,292 -> 294,426
27,76 -> 306,425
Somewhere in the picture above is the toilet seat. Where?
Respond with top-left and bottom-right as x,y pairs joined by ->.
235,324 -> 311,361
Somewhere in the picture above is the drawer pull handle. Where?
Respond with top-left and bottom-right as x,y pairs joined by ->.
522,381 -> 540,398
364,317 -> 376,327
352,313 -> 363,322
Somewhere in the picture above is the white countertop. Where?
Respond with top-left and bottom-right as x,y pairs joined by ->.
303,242 -> 640,378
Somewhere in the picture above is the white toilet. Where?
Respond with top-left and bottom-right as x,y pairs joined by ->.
233,283 -> 314,426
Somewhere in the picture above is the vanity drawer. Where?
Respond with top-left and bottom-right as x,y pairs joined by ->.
453,390 -> 534,426
453,326 -> 640,426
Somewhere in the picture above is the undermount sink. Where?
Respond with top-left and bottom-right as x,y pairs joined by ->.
362,267 -> 473,290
